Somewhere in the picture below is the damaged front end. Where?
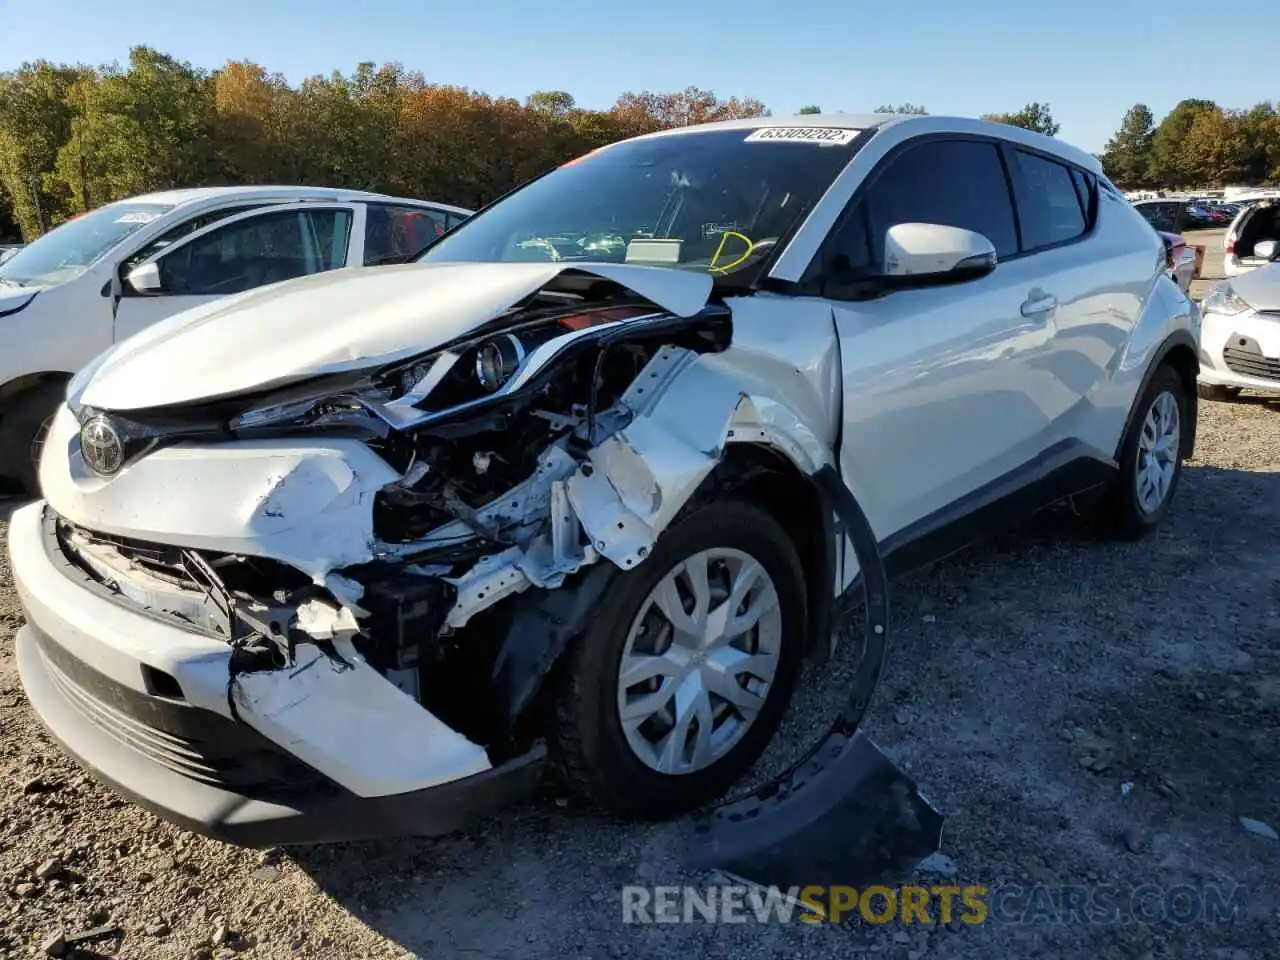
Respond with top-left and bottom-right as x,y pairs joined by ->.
39,265 -> 761,805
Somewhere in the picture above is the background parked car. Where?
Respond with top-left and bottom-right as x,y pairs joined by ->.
1159,230 -> 1198,293
1224,199 -> 1280,278
1132,198 -> 1189,233
0,186 -> 471,494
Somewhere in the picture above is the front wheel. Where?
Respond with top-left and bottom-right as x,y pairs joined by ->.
0,383 -> 64,497
549,498 -> 807,819
1090,365 -> 1189,539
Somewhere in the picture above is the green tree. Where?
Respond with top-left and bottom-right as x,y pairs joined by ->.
1237,102 -> 1280,184
50,48 -> 221,210
526,91 -> 576,116
0,61 -> 83,238
797,104 -> 822,114
1100,104 -> 1155,188
981,102 -> 1059,136
874,103 -> 927,115
1147,98 -> 1216,187
0,184 -> 18,240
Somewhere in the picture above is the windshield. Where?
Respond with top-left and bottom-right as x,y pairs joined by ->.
0,202 -> 173,287
418,127 -> 862,285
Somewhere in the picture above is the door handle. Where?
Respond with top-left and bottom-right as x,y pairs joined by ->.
1020,291 -> 1057,317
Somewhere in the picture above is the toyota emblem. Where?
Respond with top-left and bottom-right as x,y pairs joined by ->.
80,416 -> 124,476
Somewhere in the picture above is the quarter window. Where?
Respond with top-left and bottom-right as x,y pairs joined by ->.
1013,150 -> 1088,250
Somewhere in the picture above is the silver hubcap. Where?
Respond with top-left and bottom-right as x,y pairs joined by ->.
1136,390 -> 1180,514
616,548 -> 782,775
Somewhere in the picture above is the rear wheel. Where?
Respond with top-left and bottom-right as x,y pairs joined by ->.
1196,382 -> 1240,403
0,383 -> 64,497
549,498 -> 807,819
1090,365 -> 1188,539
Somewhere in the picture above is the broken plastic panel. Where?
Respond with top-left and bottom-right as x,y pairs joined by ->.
686,465 -> 944,890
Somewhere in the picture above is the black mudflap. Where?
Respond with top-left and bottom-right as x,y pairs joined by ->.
686,465 -> 944,889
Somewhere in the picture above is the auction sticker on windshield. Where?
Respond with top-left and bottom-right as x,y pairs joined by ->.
744,127 -> 860,145
114,212 -> 162,224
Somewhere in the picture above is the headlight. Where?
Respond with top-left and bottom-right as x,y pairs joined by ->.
475,334 -> 526,392
230,384 -> 391,433
1201,282 -> 1251,316
473,328 -> 562,392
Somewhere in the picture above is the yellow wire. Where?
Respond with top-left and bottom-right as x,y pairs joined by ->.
708,231 -> 754,273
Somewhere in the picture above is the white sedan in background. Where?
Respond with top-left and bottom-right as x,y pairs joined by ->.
0,187 -> 471,494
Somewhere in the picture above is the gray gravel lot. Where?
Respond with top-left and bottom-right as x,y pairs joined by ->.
1,243 -> 1277,958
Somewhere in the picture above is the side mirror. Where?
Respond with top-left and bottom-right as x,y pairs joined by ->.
1160,234 -> 1175,269
880,223 -> 997,284
1254,239 -> 1278,261
125,262 -> 162,295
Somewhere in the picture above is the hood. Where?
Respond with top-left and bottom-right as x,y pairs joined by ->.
1229,262 -> 1280,313
78,261 -> 713,411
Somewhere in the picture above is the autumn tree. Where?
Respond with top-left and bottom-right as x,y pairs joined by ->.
1180,107 -> 1249,186
1100,104 -> 1156,188
1147,98 -> 1216,187
981,102 -> 1059,136
613,86 -> 767,130
211,61 -> 301,183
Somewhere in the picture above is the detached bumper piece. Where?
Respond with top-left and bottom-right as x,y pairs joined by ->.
16,624 -> 543,847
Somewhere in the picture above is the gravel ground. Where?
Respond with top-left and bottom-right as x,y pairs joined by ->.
2,248 -> 1278,958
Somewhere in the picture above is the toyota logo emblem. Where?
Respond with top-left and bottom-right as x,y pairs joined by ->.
80,416 -> 124,476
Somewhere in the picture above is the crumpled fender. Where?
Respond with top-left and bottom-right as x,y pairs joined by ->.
564,293 -> 844,571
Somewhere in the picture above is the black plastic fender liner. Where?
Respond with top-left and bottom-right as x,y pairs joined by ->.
687,463 -> 944,891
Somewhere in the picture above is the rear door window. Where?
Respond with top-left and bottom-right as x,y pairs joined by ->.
364,205 -> 448,265
1011,150 -> 1088,250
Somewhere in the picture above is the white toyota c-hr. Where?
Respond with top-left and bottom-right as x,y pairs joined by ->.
8,114 -> 1200,847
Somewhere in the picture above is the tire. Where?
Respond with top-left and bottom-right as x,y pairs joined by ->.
0,383 -> 65,497
1092,364 -> 1189,540
549,497 -> 807,820
1196,382 -> 1240,403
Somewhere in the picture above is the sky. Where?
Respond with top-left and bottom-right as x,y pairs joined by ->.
1,0 -> 1275,154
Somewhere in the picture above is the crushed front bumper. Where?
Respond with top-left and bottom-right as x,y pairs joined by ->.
8,502 -> 543,846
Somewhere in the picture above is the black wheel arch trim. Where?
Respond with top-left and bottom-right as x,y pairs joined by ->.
1113,328 -> 1199,464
